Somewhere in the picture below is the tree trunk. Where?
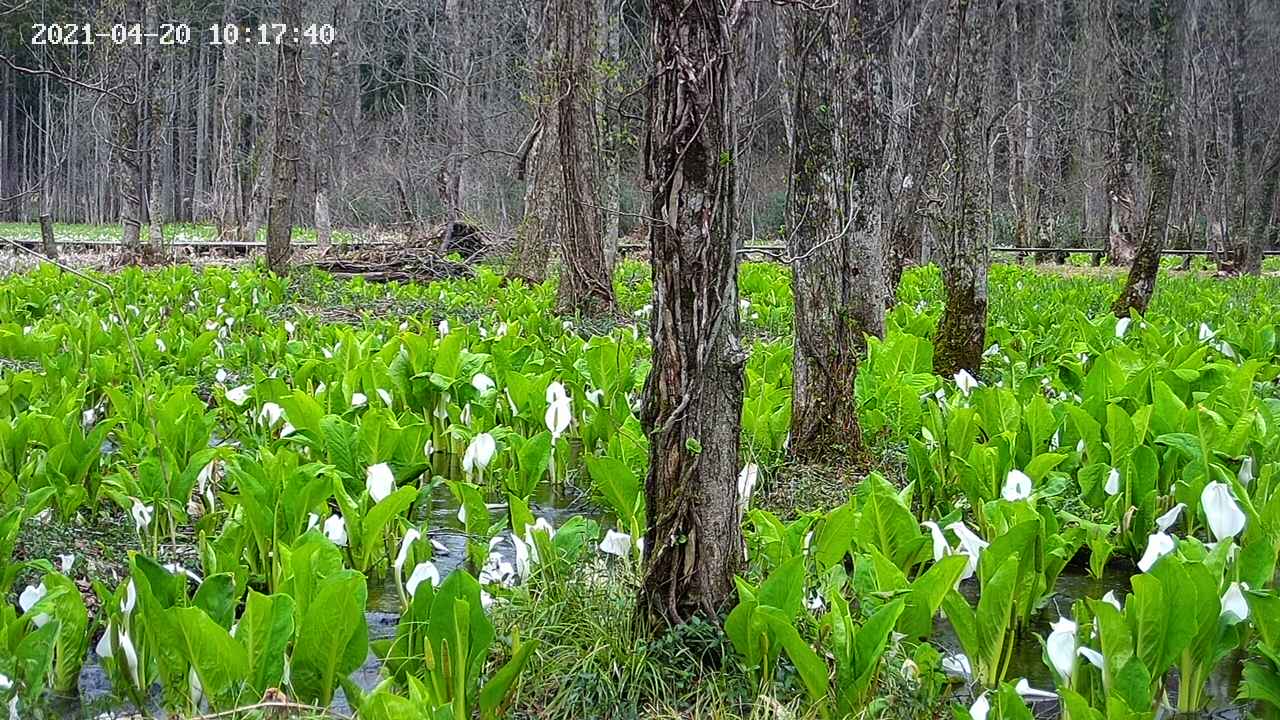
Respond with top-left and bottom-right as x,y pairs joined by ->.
438,0 -> 471,253
266,0 -> 305,274
145,0 -> 166,251
640,0 -> 747,626
109,4 -> 144,257
1221,0 -> 1259,275
929,0 -> 991,378
214,1 -> 242,243
785,1 -> 884,462
554,0 -> 616,315
1114,0 -> 1183,317
510,0 -> 559,282
39,214 -> 57,259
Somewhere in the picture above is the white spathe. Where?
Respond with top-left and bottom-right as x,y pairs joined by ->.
1137,532 -> 1176,572
969,692 -> 989,720
1155,503 -> 1186,533
946,521 -> 989,580
406,562 -> 441,597
1046,617 -> 1077,681
472,373 -> 496,393
1240,456 -> 1255,486
1115,317 -> 1132,338
351,392 -> 368,408
59,553 -> 75,573
1077,646 -> 1104,669
922,521 -> 948,563
1104,467 -> 1121,496
738,464 -> 759,515
463,433 -> 497,475
545,396 -> 572,440
323,514 -> 348,546
130,498 -> 154,531
18,583 -> 50,627
366,463 -> 395,503
1221,581 -> 1250,624
599,529 -> 633,557
225,385 -> 251,406
395,529 -> 421,577
954,369 -> 979,397
1002,469 -> 1032,501
257,402 -> 284,427
1201,481 -> 1247,542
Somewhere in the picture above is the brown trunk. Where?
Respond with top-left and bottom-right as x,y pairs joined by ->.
110,8 -> 144,257
639,0 -> 747,626
1114,0 -> 1183,317
39,213 -> 57,259
510,0 -> 559,282
554,0 -> 615,315
145,0 -> 166,251
786,1 -> 884,462
1221,0 -> 1259,275
929,0 -> 990,378
266,0 -> 305,274
214,1 -> 242,243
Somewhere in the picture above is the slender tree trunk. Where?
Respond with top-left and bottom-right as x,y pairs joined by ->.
1221,0 -> 1259,274
109,2 -> 144,257
145,0 -> 166,251
438,0 -> 471,252
266,0 -> 305,273
554,0 -> 616,315
786,1 -> 884,461
510,0 -> 559,282
1114,0 -> 1184,317
214,1 -> 242,243
640,0 -> 747,626
929,0 -> 991,377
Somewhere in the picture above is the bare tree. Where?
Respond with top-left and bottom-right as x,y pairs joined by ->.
784,1 -> 885,461
927,0 -> 992,377
266,0 -> 305,273
509,0 -> 560,282
1114,0 -> 1184,317
639,0 -> 747,625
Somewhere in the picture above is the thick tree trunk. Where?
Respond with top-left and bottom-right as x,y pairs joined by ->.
553,0 -> 616,315
1114,0 -> 1183,317
929,0 -> 990,378
110,19 -> 144,256
640,0 -> 747,626
38,213 -> 57,259
266,0 -> 305,274
786,1 -> 884,462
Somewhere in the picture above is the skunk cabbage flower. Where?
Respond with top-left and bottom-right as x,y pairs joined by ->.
1102,590 -> 1123,611
738,464 -> 759,515
1201,481 -> 1247,542
323,514 -> 348,546
257,402 -> 284,427
394,529 -> 421,578
155,337 -> 166,353
18,584 -> 50,627
215,368 -> 228,383
406,562 -> 441,597
1137,532 -> 1175,572
946,522 -> 989,580
1240,457 -> 1254,486
585,388 -> 603,406
1002,469 -> 1032,501
130,498 -> 154,531
545,396 -> 572,440
463,433 -> 496,475
472,373 -> 496,393
1014,679 -> 1057,700
351,392 -> 368,408
1221,582 -> 1249,623
225,385 -> 251,406
1077,646 -> 1104,669
922,521 -> 948,562
1046,617 -> 1077,681
599,529 -> 633,557
969,692 -> 989,720
1155,503 -> 1186,532
59,554 -> 75,573
366,463 -> 395,503
954,369 -> 979,397
1104,467 -> 1121,496
1198,322 -> 1215,341
377,389 -> 393,407
438,319 -> 450,335
1115,317 -> 1132,338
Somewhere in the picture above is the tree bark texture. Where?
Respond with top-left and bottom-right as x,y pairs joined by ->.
266,0 -> 305,274
785,1 -> 885,462
928,0 -> 990,378
510,0 -> 559,283
1114,0 -> 1183,318
639,0 -> 747,626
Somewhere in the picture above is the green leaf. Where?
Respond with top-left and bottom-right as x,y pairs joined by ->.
290,570 -> 369,705
170,606 -> 250,709
237,591 -> 296,696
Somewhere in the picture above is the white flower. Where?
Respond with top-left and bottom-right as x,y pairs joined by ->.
1104,467 -> 1121,496
406,562 -> 441,597
462,433 -> 496,475
599,529 -> 633,557
1077,646 -> 1104,669
155,337 -> 167,353
123,580 -> 137,615
117,630 -> 140,688
351,392 -> 368,408
1221,581 -> 1249,623
395,529 -> 421,578
954,369 -> 979,397
546,381 -> 569,405
472,373 -> 496,393
189,665 -> 204,707
59,553 -> 76,573
1155,502 -> 1186,532
1115,317 -> 1132,338
323,514 -> 348,546
377,388 -> 393,406
545,397 -> 572,440
225,385 -> 251,406
284,320 -> 296,335
512,533 -> 531,579
18,584 -> 50,627
1046,617 -> 1078,681
1102,590 -> 1123,611
438,319 -> 450,335
969,692 -> 989,720
366,463 -> 395,503
805,592 -> 826,613
1076,438 -> 1086,454
941,653 -> 971,677
1198,322 -> 1215,341
922,521 -> 948,562
307,513 -> 320,530
461,404 -> 473,426
946,522 -> 988,580
983,344 -> 1000,357
1201,481 -> 1247,542
1137,532 -> 1175,572
433,393 -> 451,420
257,402 -> 284,427
215,368 -> 228,384
1014,678 -> 1057,700
1002,469 -> 1032,501
1239,457 -> 1254,486
130,498 -> 154,531
96,623 -> 114,658
585,388 -> 603,406
737,464 -> 759,515
0,674 -> 10,691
